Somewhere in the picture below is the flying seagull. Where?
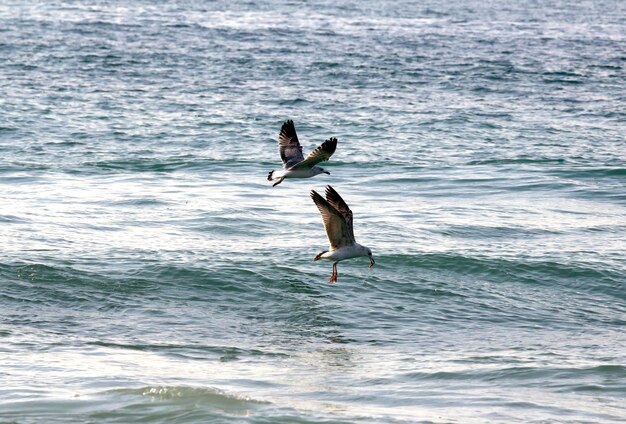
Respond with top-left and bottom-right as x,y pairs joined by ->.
311,185 -> 375,283
267,120 -> 337,187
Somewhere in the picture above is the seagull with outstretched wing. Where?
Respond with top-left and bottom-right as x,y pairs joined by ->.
267,120 -> 337,187
310,185 -> 375,283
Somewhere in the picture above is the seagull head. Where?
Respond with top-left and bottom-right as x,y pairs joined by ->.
312,167 -> 330,176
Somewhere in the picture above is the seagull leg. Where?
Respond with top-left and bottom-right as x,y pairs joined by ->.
329,262 -> 338,283
272,177 -> 285,187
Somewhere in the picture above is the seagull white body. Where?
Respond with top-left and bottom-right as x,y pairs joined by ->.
270,167 -> 326,180
317,244 -> 371,262
311,186 -> 375,283
268,120 -> 337,187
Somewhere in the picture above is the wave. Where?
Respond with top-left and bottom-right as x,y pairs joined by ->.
467,158 -> 568,166
464,160 -> 626,182
87,341 -> 288,361
379,253 -> 625,298
431,223 -> 560,239
0,260 -> 248,302
114,386 -> 269,405
96,386 -> 277,423
401,364 -> 626,393
0,386 -> 273,423
71,157 -> 278,175
82,157 -> 216,173
549,167 -> 626,178
0,214 -> 32,223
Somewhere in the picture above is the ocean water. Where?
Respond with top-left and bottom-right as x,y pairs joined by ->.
1,0 -> 625,422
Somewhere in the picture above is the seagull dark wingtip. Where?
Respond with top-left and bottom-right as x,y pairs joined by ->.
280,119 -> 299,141
324,137 -> 338,155
325,184 -> 338,199
310,190 -> 328,208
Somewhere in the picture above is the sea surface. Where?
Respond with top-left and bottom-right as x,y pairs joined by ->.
1,1 -> 625,423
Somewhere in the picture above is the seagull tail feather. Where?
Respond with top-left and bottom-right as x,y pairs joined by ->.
314,250 -> 328,261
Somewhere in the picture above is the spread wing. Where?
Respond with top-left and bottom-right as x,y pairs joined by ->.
290,137 -> 337,170
310,185 -> 355,249
278,120 -> 304,169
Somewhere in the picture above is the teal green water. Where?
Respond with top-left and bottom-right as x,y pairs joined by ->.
1,1 -> 625,422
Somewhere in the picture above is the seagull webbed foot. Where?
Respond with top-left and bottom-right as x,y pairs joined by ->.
329,262 -> 338,283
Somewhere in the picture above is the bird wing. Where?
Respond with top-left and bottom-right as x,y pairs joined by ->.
278,120 -> 304,169
290,137 -> 337,170
310,185 -> 355,249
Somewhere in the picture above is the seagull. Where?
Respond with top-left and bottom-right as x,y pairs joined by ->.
267,120 -> 337,187
310,185 -> 375,283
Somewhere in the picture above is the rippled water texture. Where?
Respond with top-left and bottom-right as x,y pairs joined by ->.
1,0 -> 625,422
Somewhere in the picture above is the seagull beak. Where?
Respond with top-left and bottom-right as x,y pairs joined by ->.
369,255 -> 375,268
323,170 -> 330,175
